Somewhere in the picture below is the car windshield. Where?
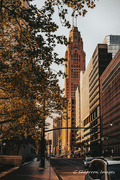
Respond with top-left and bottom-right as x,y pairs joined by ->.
108,164 -> 120,180
86,158 -> 93,161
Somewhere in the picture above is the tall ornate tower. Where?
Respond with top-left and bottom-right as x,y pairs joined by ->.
62,26 -> 85,156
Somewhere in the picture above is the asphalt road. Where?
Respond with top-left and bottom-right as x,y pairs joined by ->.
50,158 -> 88,180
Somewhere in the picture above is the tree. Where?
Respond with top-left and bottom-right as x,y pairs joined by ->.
0,0 -> 96,147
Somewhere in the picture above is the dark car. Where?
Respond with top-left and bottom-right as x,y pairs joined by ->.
83,157 -> 94,168
85,157 -> 120,180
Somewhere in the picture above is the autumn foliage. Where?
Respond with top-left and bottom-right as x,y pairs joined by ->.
0,0 -> 95,143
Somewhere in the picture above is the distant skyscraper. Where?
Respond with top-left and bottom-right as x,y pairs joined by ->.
103,35 -> 120,58
53,117 -> 62,156
62,26 -> 85,156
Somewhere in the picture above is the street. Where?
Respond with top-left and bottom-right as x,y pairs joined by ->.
51,158 -> 87,180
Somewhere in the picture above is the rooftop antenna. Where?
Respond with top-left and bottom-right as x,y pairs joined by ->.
75,15 -> 77,27
72,16 -> 74,27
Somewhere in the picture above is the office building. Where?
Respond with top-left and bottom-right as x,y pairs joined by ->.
100,49 -> 120,156
76,44 -> 112,157
103,35 -> 120,58
76,60 -> 92,156
53,117 -> 62,156
75,34 -> 120,157
89,44 -> 112,156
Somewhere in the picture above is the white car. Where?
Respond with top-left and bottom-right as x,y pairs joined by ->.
85,157 -> 120,180
83,157 -> 94,168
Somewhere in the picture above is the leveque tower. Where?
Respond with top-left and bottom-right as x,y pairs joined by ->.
62,26 -> 86,156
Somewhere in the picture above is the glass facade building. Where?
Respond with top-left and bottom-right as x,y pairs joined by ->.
103,35 -> 120,58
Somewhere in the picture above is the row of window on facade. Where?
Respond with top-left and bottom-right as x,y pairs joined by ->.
84,107 -> 98,127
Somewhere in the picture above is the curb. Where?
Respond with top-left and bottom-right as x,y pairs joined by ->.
47,159 -> 60,180
52,167 -> 63,180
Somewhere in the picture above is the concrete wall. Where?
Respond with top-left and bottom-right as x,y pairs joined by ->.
0,155 -> 22,167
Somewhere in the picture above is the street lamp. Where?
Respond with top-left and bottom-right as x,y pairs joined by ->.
110,123 -> 113,127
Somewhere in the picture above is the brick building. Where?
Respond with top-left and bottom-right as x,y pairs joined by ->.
100,49 -> 120,156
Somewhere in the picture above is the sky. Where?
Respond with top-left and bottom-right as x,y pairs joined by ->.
32,0 -> 120,140
32,0 -> 120,90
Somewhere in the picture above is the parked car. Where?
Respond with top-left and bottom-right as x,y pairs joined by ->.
85,157 -> 120,180
83,157 -> 94,168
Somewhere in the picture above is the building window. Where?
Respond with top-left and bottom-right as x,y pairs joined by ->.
72,100 -> 74,104
91,108 -> 98,122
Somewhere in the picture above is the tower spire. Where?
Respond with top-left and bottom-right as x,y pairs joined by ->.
72,15 -> 78,27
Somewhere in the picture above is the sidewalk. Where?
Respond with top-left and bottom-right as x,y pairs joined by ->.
0,158 -> 58,180
39,159 -> 59,180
